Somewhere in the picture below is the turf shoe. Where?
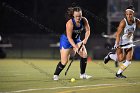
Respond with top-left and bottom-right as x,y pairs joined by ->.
80,73 -> 92,79
116,73 -> 127,78
53,75 -> 59,80
104,52 -> 112,64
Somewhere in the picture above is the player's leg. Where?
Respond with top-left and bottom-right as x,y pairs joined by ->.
104,51 -> 117,64
78,43 -> 87,75
116,48 -> 133,78
104,51 -> 119,67
53,48 -> 72,80
104,48 -> 124,67
77,42 -> 92,79
116,48 -> 126,62
110,53 -> 119,67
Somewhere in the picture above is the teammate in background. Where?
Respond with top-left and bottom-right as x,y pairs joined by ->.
104,5 -> 140,78
53,7 -> 92,80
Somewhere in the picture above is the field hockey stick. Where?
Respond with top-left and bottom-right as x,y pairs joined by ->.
112,39 -> 140,50
65,42 -> 83,76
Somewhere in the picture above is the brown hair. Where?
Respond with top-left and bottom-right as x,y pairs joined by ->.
65,6 -> 82,21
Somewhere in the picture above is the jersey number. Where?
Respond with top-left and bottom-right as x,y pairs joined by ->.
75,34 -> 79,38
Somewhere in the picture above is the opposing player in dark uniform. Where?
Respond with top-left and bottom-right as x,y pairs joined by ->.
53,7 -> 92,80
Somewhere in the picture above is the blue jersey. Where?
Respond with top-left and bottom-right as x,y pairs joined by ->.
71,18 -> 84,39
60,18 -> 85,49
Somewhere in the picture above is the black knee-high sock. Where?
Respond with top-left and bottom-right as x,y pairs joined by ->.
54,62 -> 65,75
80,58 -> 87,74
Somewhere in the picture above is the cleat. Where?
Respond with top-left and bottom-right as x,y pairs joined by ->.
80,73 -> 92,79
53,75 -> 59,80
115,61 -> 119,67
104,52 -> 112,64
116,73 -> 127,78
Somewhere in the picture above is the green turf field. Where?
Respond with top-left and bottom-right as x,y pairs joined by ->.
0,59 -> 140,93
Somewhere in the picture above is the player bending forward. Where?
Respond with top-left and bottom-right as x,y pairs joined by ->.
53,7 -> 92,80
104,5 -> 140,78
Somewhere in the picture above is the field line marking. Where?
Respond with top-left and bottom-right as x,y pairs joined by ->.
58,84 -> 133,93
2,84 -> 113,93
2,82 -> 140,93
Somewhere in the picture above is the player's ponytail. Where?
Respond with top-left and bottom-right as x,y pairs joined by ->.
65,7 -> 74,21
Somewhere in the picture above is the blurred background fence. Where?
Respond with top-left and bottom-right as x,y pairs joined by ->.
0,0 -> 140,60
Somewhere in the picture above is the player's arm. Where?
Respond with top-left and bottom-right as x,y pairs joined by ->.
83,17 -> 90,44
115,20 -> 125,47
136,18 -> 140,28
66,20 -> 78,49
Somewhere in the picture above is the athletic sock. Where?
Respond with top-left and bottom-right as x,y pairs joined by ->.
117,60 -> 131,74
80,58 -> 87,74
54,62 -> 65,75
109,53 -> 117,61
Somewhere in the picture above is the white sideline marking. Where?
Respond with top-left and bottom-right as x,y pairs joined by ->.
1,82 -> 140,93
